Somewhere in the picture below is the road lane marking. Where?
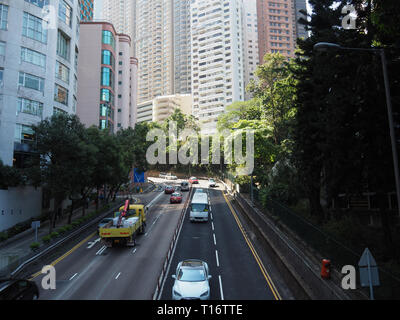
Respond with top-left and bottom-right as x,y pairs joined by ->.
211,221 -> 214,231
132,248 -> 137,254
210,212 -> 213,220
213,233 -> 217,246
215,250 -> 220,267
29,231 -> 97,280
222,192 -> 282,300
87,238 -> 100,249
115,272 -> 121,280
69,273 -> 78,281
218,275 -> 224,300
96,245 -> 107,255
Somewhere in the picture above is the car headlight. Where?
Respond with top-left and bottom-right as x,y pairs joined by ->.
200,290 -> 209,297
173,289 -> 181,297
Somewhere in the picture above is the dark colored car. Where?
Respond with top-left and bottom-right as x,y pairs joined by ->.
164,185 -> 175,194
0,279 -> 39,300
170,192 -> 183,203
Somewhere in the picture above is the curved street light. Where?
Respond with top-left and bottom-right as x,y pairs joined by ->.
313,42 -> 400,217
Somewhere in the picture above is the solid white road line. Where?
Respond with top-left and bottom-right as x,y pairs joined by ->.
69,273 -> 78,281
215,250 -> 220,267
219,275 -> 224,300
96,245 -> 107,255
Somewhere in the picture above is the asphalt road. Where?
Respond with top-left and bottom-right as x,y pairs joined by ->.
31,178 -> 288,300
32,179 -> 188,300
159,180 -> 282,300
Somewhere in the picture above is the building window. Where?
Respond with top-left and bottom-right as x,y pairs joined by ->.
54,84 -> 69,105
57,30 -> 70,60
21,47 -> 46,68
18,72 -> 45,92
53,107 -> 67,115
0,41 -> 5,56
101,67 -> 113,89
55,61 -> 70,83
0,4 -> 8,30
102,30 -> 115,50
14,124 -> 35,144
22,12 -> 47,43
102,50 -> 115,68
100,88 -> 114,104
59,0 -> 72,27
17,97 -> 43,117
24,0 -> 49,8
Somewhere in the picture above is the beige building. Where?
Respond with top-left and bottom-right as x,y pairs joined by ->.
136,0 -> 174,103
136,94 -> 192,124
76,22 -> 138,132
102,0 -> 136,55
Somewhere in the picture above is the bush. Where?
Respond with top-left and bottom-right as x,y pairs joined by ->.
42,235 -> 51,243
57,226 -> 67,234
30,242 -> 40,251
50,231 -> 59,239
65,224 -> 72,231
71,220 -> 80,227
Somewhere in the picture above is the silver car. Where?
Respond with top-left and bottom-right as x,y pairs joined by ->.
208,179 -> 216,187
172,260 -> 211,300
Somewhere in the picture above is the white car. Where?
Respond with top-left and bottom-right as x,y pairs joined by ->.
208,179 -> 216,188
165,173 -> 177,180
172,260 -> 211,300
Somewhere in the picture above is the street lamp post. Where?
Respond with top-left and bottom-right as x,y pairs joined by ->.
314,42 -> 400,217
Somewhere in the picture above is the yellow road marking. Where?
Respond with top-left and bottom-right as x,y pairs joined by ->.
222,192 -> 282,300
29,231 -> 97,280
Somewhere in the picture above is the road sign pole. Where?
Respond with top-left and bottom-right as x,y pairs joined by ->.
367,250 -> 374,300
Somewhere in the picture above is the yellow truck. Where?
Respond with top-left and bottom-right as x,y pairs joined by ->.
99,200 -> 147,247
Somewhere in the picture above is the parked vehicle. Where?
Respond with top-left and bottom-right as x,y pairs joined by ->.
99,200 -> 147,247
172,259 -> 211,300
208,179 -> 216,188
164,185 -> 175,194
159,172 -> 167,178
189,192 -> 209,222
170,192 -> 183,204
180,181 -> 190,191
0,279 -> 39,300
189,177 -> 199,184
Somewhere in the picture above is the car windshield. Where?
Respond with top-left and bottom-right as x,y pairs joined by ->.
191,204 -> 208,212
172,193 -> 180,197
209,179 -> 215,182
177,268 -> 206,282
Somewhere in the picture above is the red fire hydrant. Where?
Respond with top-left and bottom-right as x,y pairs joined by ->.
321,259 -> 331,279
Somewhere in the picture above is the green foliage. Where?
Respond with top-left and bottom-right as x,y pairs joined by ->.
0,232 -> 8,242
30,242 -> 40,250
41,235 -> 51,243
50,231 -> 59,239
0,160 -> 24,189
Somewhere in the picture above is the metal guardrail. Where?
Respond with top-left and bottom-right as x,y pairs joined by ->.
7,202 -> 123,279
152,187 -> 193,300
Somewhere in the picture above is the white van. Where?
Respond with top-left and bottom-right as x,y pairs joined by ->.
189,192 -> 209,222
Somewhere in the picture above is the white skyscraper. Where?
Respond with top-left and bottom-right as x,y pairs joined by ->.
190,0 -> 245,134
242,0 -> 259,100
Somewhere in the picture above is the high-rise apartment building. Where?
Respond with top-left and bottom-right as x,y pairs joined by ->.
0,0 -> 81,230
136,0 -> 174,104
190,0 -> 245,134
257,0 -> 308,62
257,0 -> 297,62
242,0 -> 259,99
80,0 -> 94,21
173,0 -> 191,94
102,0 -> 135,55
76,22 -> 137,132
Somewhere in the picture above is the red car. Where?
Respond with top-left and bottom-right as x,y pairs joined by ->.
170,192 -> 182,203
164,185 -> 175,194
189,177 -> 199,184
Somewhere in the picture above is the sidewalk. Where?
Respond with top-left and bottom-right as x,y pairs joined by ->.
0,200 -> 105,277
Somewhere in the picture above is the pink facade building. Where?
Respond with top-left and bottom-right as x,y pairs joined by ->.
76,22 -> 138,132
